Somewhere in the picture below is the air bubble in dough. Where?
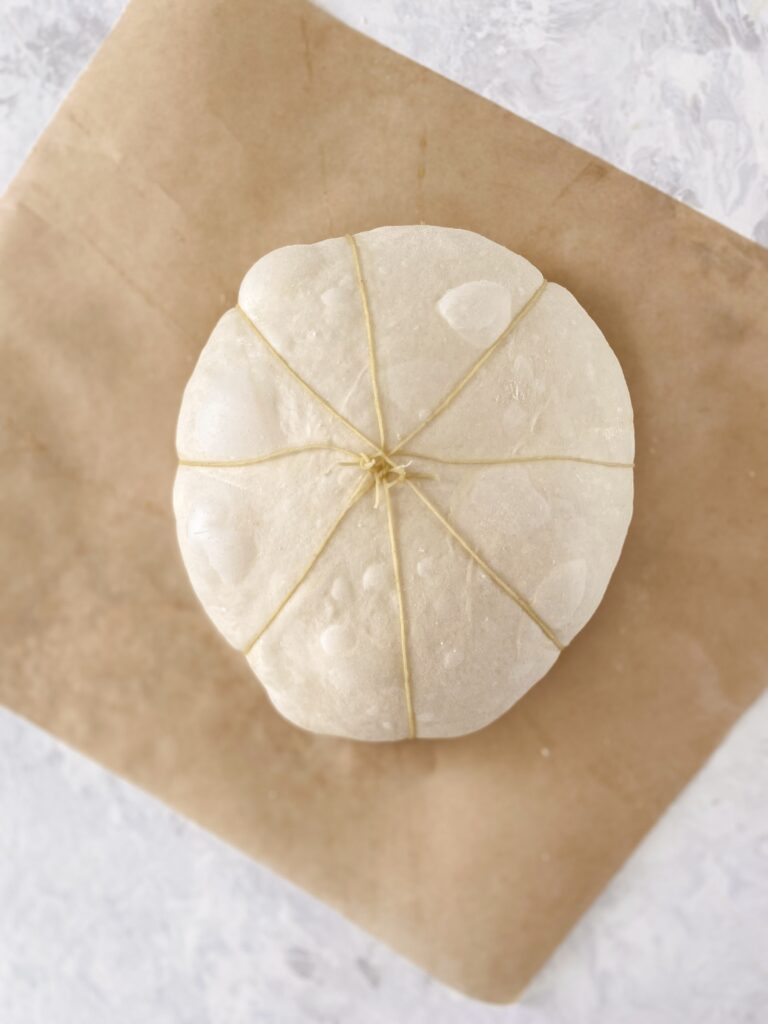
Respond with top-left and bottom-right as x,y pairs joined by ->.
173,225 -> 634,741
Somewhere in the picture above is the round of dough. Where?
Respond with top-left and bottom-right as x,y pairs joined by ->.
173,226 -> 634,741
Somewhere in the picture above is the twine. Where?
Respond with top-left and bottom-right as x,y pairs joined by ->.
388,279 -> 548,457
383,483 -> 416,738
179,444 -> 359,469
179,234 -> 633,738
398,451 -> 634,470
242,474 -> 373,656
346,233 -> 387,449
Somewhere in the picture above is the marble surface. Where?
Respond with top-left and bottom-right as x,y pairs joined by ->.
1,1 -> 767,1021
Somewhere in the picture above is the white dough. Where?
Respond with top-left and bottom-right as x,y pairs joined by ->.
174,226 -> 634,741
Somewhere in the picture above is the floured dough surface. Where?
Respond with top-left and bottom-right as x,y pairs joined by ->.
174,225 -> 634,740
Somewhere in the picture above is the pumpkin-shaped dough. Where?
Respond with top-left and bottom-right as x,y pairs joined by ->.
174,226 -> 634,741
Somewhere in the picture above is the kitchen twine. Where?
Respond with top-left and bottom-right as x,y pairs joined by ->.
179,234 -> 634,739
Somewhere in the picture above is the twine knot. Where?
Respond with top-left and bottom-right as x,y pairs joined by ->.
338,451 -> 432,508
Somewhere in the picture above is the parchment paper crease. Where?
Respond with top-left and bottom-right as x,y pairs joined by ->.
1,0 -> 766,1002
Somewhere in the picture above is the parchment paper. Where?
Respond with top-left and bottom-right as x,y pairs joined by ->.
1,0 -> 766,1003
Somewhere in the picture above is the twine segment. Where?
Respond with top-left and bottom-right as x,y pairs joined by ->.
178,444 -> 360,470
404,479 -> 565,652
346,233 -> 387,449
384,483 -> 416,739
235,302 -> 383,457
178,243 -> 634,739
389,278 -> 549,457
397,451 -> 635,470
241,474 -> 373,656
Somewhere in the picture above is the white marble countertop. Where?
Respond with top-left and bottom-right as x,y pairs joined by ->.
1,2 -> 766,1021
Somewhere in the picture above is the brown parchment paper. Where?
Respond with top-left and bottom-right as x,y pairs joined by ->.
2,0 -> 767,1003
